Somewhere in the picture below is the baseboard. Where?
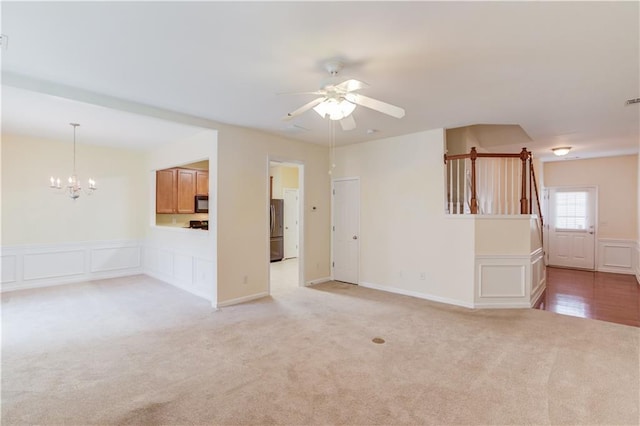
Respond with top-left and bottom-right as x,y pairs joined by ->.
305,276 -> 332,286
359,281 -> 474,309
474,301 -> 533,309
1,240 -> 143,292
216,291 -> 269,308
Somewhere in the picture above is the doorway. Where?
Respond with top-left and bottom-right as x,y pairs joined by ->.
547,186 -> 597,270
332,178 -> 360,284
269,161 -> 303,293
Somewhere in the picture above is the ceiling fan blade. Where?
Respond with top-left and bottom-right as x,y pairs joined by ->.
346,93 -> 405,119
278,90 -> 326,96
283,97 -> 326,120
334,79 -> 369,93
340,115 -> 356,131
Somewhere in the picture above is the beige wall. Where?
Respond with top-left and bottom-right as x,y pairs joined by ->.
544,155 -> 638,240
1,133 -> 147,245
333,129 -> 475,306
474,217 -> 532,255
216,123 -> 330,304
270,164 -> 299,199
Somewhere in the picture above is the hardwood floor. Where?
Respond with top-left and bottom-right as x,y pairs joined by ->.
542,267 -> 640,327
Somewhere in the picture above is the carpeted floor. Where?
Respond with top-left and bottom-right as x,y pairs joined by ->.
2,275 -> 639,425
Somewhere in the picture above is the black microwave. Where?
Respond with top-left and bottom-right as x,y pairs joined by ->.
195,195 -> 209,213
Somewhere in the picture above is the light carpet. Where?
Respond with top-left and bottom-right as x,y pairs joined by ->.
2,275 -> 639,425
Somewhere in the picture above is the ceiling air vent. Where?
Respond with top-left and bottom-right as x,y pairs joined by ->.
625,98 -> 640,105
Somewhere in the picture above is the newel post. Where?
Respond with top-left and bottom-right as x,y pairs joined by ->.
520,147 -> 529,214
470,147 -> 478,214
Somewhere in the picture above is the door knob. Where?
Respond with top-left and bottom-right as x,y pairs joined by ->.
353,235 -> 358,240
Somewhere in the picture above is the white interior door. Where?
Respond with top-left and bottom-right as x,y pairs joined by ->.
548,187 -> 596,270
333,179 -> 360,284
283,188 -> 299,259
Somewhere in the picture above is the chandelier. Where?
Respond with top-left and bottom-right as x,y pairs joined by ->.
49,123 -> 97,200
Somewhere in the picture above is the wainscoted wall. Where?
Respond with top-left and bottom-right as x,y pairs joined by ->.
1,240 -> 143,292
474,248 -> 545,308
597,239 -> 636,275
142,243 -> 214,302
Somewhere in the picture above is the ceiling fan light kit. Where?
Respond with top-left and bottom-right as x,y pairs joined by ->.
282,60 -> 406,131
552,146 -> 572,156
313,97 -> 356,120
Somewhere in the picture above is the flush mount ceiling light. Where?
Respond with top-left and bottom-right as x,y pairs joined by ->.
552,146 -> 572,156
49,123 -> 97,200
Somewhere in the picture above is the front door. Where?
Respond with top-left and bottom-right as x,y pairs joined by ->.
283,188 -> 299,259
332,178 -> 360,284
547,187 -> 596,270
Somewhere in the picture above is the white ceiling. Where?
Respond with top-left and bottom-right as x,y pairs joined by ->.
1,1 -> 638,161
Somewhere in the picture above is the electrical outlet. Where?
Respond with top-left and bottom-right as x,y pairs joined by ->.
243,275 -> 248,285
420,272 -> 426,280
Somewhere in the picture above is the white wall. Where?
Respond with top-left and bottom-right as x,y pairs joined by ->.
144,130 -> 217,302
1,133 -> 147,290
216,123 -> 330,306
333,129 -> 475,307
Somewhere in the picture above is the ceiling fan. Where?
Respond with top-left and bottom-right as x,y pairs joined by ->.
282,61 -> 405,131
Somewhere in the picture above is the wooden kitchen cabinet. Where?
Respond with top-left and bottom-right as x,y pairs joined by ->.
156,168 -> 201,214
176,169 -> 196,213
196,171 -> 209,195
156,168 -> 177,214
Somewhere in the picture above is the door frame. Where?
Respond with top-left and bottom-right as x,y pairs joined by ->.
331,177 -> 360,284
267,159 -> 304,293
544,185 -> 598,270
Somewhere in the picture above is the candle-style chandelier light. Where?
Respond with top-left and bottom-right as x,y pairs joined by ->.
49,123 -> 97,200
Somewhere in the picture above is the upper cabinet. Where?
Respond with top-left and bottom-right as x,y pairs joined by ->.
196,171 -> 209,196
176,169 -> 196,214
157,168 -> 208,214
156,168 -> 177,214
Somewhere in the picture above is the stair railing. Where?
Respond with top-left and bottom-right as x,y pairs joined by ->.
444,146 -> 544,244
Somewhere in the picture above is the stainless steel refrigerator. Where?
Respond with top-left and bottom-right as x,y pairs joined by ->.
270,199 -> 284,262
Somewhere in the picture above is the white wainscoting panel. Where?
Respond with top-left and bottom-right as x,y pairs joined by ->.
478,265 -> 525,297
530,249 -> 546,306
143,245 -> 213,302
597,239 -> 635,275
91,246 -> 141,273
1,255 -> 17,284
1,240 -> 143,292
23,250 -> 85,281
474,251 -> 543,309
194,258 -> 215,297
